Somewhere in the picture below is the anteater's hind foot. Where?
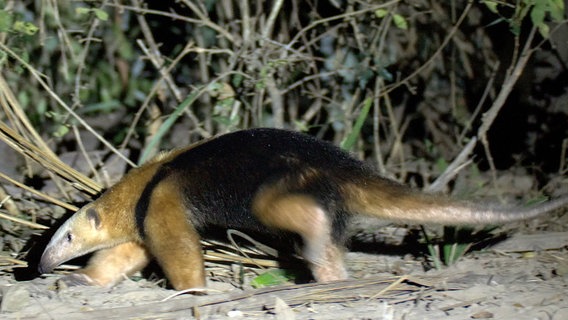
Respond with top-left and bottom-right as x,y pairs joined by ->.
253,187 -> 348,282
307,243 -> 348,282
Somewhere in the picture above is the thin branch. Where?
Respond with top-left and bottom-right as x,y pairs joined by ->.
132,0 -> 183,101
119,42 -> 207,151
107,2 -> 235,43
476,26 -> 538,139
72,0 -> 107,109
287,1 -> 400,50
0,42 -> 136,168
383,0 -> 473,95
261,0 -> 285,45
427,137 -> 477,193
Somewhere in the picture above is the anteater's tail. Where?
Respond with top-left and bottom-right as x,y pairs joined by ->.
343,176 -> 568,225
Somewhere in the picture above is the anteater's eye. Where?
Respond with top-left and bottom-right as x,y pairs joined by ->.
66,232 -> 73,242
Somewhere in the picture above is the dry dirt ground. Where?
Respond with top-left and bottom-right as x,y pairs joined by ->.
2,224 -> 568,320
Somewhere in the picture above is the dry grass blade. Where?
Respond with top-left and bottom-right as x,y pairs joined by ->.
0,121 -> 101,196
57,275 -> 433,319
0,74 -> 102,196
203,251 -> 280,268
202,236 -> 280,268
0,210 -> 48,230
0,171 -> 78,212
0,255 -> 28,270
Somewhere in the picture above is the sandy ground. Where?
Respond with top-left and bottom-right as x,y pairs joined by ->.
2,232 -> 568,320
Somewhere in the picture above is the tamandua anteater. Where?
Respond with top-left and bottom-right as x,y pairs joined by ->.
38,128 -> 568,290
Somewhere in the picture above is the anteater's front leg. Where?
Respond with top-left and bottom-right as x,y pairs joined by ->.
144,179 -> 206,290
59,241 -> 150,287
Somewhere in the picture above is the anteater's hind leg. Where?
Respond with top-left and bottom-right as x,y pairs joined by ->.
58,241 -> 150,287
252,187 -> 348,282
144,179 -> 206,290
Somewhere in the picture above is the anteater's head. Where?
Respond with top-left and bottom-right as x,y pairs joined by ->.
38,204 -> 108,274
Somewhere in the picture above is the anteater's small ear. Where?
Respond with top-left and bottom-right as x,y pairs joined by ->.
86,208 -> 101,230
